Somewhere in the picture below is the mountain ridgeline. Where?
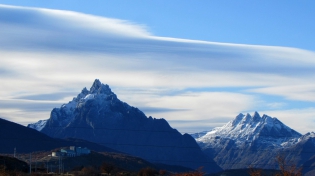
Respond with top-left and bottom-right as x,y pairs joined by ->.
28,79 -> 221,173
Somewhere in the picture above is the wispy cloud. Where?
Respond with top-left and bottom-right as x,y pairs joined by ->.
0,4 -> 315,134
13,92 -> 77,101
0,99 -> 61,111
247,85 -> 315,102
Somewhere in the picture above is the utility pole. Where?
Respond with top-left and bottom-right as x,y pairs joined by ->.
14,147 -> 16,158
0,159 -> 5,169
61,155 -> 63,174
59,155 -> 61,174
29,153 -> 32,174
63,160 -> 65,173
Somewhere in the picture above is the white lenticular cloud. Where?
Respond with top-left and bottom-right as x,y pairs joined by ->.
248,85 -> 315,102
0,4 -> 315,134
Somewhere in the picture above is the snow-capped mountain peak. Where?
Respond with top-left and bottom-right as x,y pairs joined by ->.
192,113 -> 312,171
76,87 -> 89,99
28,79 -> 117,131
229,112 -> 266,129
196,112 -> 301,148
252,111 -> 261,121
90,79 -> 112,95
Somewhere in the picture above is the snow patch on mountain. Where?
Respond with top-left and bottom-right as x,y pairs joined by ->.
294,132 -> 315,145
27,119 -> 48,131
279,132 -> 315,147
190,131 -> 210,139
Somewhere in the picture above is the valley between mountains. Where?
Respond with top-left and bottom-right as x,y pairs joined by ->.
1,79 -> 315,175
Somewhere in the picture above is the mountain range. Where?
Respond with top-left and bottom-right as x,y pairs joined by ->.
25,79 -> 315,175
193,112 -> 315,175
28,79 -> 221,173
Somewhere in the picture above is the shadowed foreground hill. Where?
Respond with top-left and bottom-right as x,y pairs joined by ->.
0,117 -> 118,153
37,151 -> 193,173
33,151 -> 157,172
0,155 -> 28,172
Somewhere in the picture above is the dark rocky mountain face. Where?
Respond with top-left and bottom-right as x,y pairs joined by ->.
302,154 -> 315,176
282,132 -> 315,175
29,79 -> 221,173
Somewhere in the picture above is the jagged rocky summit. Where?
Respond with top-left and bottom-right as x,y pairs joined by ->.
197,112 -> 301,149
193,112 -> 315,171
28,79 -> 221,173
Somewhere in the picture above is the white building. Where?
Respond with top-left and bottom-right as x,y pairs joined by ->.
70,146 -> 90,156
52,146 -> 90,157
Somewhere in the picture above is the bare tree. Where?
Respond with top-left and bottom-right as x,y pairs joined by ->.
274,155 -> 302,176
248,166 -> 263,176
248,155 -> 303,176
100,162 -> 115,175
173,167 -> 205,176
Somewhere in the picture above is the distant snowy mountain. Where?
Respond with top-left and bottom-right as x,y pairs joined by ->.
28,79 -> 221,173
190,131 -> 210,139
28,119 -> 47,131
195,112 -> 303,170
197,112 -> 301,148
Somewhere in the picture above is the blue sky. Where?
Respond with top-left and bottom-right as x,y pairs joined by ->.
0,1 -> 315,134
1,1 -> 315,51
